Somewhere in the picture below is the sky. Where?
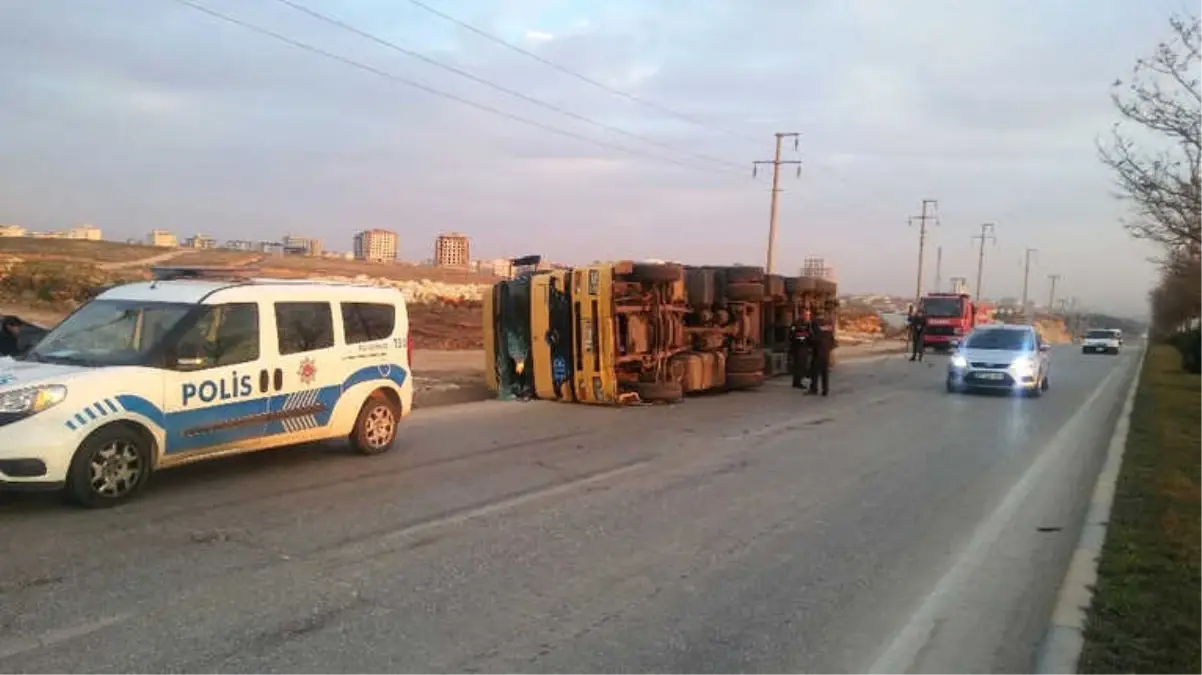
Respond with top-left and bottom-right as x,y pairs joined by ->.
0,0 -> 1186,317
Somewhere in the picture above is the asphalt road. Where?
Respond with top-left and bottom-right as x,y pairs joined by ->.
0,346 -> 1140,673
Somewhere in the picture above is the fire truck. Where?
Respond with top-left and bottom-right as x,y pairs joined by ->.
918,292 -> 988,351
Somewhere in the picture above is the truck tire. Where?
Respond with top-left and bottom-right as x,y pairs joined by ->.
725,282 -> 763,302
725,266 -> 764,284
636,380 -> 684,403
629,263 -> 684,284
726,371 -> 764,390
726,350 -> 765,374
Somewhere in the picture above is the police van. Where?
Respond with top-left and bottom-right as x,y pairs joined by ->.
0,267 -> 414,508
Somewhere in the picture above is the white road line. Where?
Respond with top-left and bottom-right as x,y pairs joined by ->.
0,613 -> 133,661
1035,349 -> 1147,674
868,360 -> 1131,674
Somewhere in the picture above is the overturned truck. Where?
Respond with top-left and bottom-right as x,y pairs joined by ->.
483,259 -> 838,405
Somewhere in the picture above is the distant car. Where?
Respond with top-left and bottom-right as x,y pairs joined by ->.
1081,328 -> 1122,355
946,324 -> 1051,397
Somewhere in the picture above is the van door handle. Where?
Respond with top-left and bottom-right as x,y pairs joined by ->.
272,368 -> 283,392
258,369 -> 270,393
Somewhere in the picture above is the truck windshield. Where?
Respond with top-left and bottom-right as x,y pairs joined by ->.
27,299 -> 194,367
919,296 -> 964,317
962,329 -> 1034,351
1086,329 -> 1117,339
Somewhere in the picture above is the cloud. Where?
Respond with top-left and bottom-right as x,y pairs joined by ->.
0,0 -> 1185,316
524,30 -> 555,43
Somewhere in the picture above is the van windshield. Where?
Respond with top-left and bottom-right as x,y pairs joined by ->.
27,299 -> 193,367
1086,329 -> 1118,339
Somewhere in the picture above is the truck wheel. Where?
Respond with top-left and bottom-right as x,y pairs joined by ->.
66,425 -> 153,509
725,266 -> 764,284
350,392 -> 401,455
726,350 -> 765,374
629,263 -> 684,284
726,372 -> 764,390
636,381 -> 683,403
725,282 -> 763,302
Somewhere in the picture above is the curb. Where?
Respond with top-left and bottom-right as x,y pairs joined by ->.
1034,348 -> 1147,674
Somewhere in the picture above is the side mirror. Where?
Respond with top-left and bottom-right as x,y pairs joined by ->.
1039,344 -> 1051,353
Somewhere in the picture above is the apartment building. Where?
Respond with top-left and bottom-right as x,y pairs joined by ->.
435,232 -> 470,267
148,230 -> 178,247
353,229 -> 398,263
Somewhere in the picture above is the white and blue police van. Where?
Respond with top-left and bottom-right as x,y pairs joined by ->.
0,266 -> 414,508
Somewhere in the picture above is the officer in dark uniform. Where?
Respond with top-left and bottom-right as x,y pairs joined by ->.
908,308 -> 927,362
788,308 -> 814,389
0,317 -> 22,357
808,306 -> 837,396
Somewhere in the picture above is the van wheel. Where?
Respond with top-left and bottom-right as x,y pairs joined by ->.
351,393 -> 401,455
66,425 -> 152,509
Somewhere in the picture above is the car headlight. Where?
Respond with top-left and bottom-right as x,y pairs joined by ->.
950,354 -> 968,368
0,385 -> 67,416
1010,357 -> 1036,376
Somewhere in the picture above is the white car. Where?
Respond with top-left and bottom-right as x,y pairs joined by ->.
946,324 -> 1051,397
1081,328 -> 1122,355
0,267 -> 414,508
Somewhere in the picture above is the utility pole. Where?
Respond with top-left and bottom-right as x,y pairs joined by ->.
935,246 -> 943,293
909,199 -> 939,307
753,132 -> 801,275
1021,247 -> 1038,322
1047,273 -> 1061,312
971,223 -> 997,301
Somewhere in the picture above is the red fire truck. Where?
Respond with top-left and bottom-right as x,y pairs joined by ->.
918,292 -> 987,351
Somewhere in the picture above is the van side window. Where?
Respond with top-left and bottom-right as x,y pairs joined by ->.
341,302 -> 396,344
172,303 -> 259,370
276,302 -> 334,355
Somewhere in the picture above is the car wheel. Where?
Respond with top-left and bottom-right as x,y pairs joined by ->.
66,425 -> 153,509
350,392 -> 401,455
945,377 -> 959,394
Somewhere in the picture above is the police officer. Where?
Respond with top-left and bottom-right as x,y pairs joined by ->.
0,317 -> 22,357
908,308 -> 927,362
808,305 -> 837,396
788,308 -> 814,389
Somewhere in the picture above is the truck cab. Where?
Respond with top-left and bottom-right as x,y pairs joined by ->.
918,292 -> 975,352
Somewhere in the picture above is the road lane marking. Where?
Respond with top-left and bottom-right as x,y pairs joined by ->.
0,613 -> 133,661
867,359 -> 1131,674
1035,347 -> 1147,674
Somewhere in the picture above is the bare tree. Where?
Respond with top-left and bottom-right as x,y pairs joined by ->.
1099,14 -> 1201,249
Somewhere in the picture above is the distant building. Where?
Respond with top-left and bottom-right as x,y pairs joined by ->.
66,224 -> 102,241
435,232 -> 470,267
477,257 -> 514,278
260,241 -> 285,255
801,256 -> 835,281
148,230 -> 178,247
184,234 -> 218,249
950,277 -> 969,295
353,229 -> 398,262
282,234 -> 322,257
224,240 -> 257,251
0,225 -> 26,237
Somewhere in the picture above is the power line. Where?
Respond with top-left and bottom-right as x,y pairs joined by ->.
171,0 -> 727,174
909,199 -> 939,306
272,0 -> 744,172
402,0 -> 758,143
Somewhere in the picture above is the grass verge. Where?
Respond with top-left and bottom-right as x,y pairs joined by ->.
1079,345 -> 1200,674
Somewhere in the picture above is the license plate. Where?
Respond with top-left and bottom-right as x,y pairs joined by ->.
977,372 -> 1005,380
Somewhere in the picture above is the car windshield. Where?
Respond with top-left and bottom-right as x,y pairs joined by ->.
1086,329 -> 1117,339
962,328 -> 1034,351
27,299 -> 193,367
920,296 -> 963,317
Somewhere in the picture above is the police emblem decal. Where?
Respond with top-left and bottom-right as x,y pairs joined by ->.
298,358 -> 318,385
